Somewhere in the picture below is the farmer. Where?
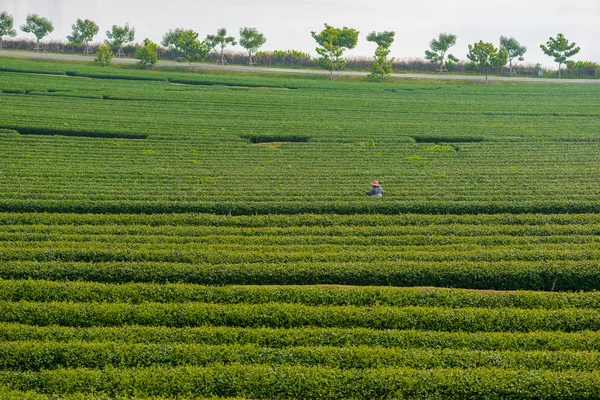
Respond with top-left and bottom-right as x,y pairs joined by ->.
363,181 -> 383,198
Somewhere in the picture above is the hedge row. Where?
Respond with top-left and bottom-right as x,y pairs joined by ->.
3,365 -> 600,399
2,260 -> 599,291
1,279 -> 600,309
1,301 -> 599,332
1,199 -> 600,215
1,341 -> 599,372
0,126 -> 147,139
2,212 -> 598,228
2,323 -> 599,351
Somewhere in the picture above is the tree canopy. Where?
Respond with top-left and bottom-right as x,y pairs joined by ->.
467,41 -> 508,83
540,33 -> 580,78
500,36 -> 526,75
67,18 -> 99,53
366,31 -> 395,78
176,30 -> 209,68
239,27 -> 266,66
206,28 -> 237,64
424,33 -> 459,72
161,28 -> 185,48
311,23 -> 359,76
135,38 -> 158,68
105,23 -> 135,49
20,13 -> 54,50
0,11 -> 17,48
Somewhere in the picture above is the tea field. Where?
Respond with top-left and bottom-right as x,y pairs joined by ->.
0,57 -> 599,398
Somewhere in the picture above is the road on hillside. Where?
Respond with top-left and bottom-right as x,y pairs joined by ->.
1,50 -> 599,84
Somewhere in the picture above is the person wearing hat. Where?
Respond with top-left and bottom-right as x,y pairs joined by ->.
363,181 -> 383,197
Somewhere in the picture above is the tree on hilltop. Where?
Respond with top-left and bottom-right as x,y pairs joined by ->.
366,31 -> 395,78
0,11 -> 17,49
239,27 -> 266,66
311,23 -> 359,77
499,36 -> 526,75
540,33 -> 580,78
20,14 -> 54,51
425,33 -> 459,72
206,28 -> 237,65
467,41 -> 508,83
67,18 -> 99,55
165,29 -> 209,69
106,23 -> 135,57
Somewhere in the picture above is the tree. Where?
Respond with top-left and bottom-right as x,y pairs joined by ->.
161,28 -> 184,48
206,28 -> 237,64
239,27 -> 266,66
164,29 -> 209,69
540,33 -> 580,78
135,38 -> 158,68
424,33 -> 459,72
67,18 -> 99,55
499,36 -> 526,75
311,23 -> 359,77
94,43 -> 113,66
105,23 -> 135,56
467,41 -> 508,83
366,31 -> 395,78
20,14 -> 54,51
0,11 -> 17,49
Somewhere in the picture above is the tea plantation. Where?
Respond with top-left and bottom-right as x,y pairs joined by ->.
0,57 -> 599,398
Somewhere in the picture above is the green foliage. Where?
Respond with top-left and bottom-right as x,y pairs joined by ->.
161,28 -> 184,48
134,38 -> 158,68
500,36 -> 527,74
205,28 -> 237,64
366,31 -> 395,78
105,23 -> 135,49
239,27 -> 266,66
467,40 -> 508,82
424,33 -> 459,72
162,29 -> 209,68
0,11 -> 17,48
19,14 -> 54,48
311,23 -> 359,75
540,33 -> 581,78
66,19 -> 99,46
3,364 -> 600,398
93,44 -> 113,66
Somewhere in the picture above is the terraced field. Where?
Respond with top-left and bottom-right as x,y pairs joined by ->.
0,57 -> 599,398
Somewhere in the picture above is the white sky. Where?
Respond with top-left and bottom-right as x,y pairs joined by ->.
1,0 -> 598,67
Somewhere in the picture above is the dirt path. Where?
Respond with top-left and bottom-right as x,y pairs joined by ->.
1,50 -> 599,84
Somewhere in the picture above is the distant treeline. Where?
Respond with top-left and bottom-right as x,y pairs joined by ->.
2,37 -> 581,77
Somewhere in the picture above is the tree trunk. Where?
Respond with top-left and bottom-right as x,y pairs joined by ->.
558,62 -> 562,78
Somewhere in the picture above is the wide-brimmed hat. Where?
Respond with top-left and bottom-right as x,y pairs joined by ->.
370,181 -> 380,186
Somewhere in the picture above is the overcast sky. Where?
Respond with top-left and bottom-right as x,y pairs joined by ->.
2,0 -> 598,67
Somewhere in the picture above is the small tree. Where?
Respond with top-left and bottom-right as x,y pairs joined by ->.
105,23 -> 135,57
424,33 -> 459,73
467,41 -> 508,83
239,27 -> 266,66
135,38 -> 158,68
20,14 -> 54,51
540,33 -> 580,78
94,43 -> 113,66
499,36 -> 526,75
169,29 -> 209,69
0,11 -> 17,49
67,18 -> 99,55
206,28 -> 237,64
311,23 -> 359,77
366,31 -> 395,78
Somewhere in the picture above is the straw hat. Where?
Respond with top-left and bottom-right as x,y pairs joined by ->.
370,181 -> 380,186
